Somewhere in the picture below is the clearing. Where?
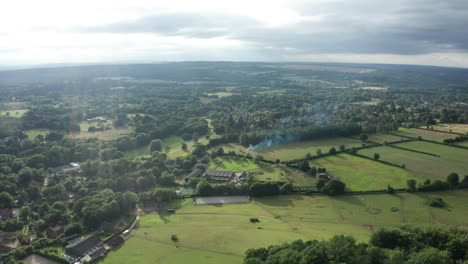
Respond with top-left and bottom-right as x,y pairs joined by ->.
0,109 -> 29,118
252,165 -> 316,187
208,156 -> 262,171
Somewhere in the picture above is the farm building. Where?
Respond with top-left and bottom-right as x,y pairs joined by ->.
86,116 -> 107,123
0,209 -> 13,220
205,170 -> 235,183
106,235 -> 125,248
316,173 -> 334,182
51,162 -> 81,177
184,168 -> 204,182
65,234 -> 106,262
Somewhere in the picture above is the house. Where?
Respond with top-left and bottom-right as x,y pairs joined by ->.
50,163 -> 81,178
65,234 -> 104,260
86,116 -> 107,123
205,170 -> 235,183
45,225 -> 64,239
316,173 -> 333,182
184,168 -> 204,182
0,209 -> 13,220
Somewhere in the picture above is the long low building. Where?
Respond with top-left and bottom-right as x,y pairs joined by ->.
65,234 -> 106,263
205,170 -> 235,183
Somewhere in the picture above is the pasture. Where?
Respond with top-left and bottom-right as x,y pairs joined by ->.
208,156 -> 261,171
100,191 -> 468,264
393,127 -> 455,142
308,154 -> 413,191
365,133 -> 405,144
358,142 -> 468,181
25,128 -> 51,139
222,137 -> 364,162
207,92 -> 235,98
0,109 -> 28,118
429,123 -> 468,135
251,165 -> 316,187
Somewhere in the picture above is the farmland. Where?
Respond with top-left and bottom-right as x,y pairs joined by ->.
252,165 -> 316,187
100,191 -> 468,264
429,123 -> 468,134
307,154 -> 413,191
0,109 -> 28,118
208,156 -> 262,171
221,137 -> 365,162
392,127 -> 456,142
357,141 -> 468,181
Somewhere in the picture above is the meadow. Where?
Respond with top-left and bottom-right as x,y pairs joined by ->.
221,137 -> 365,162
365,133 -> 405,144
0,109 -> 29,118
307,154 -> 413,191
251,165 -> 316,187
429,123 -> 468,135
358,142 -> 468,181
392,127 -> 456,142
208,156 -> 262,171
99,191 -> 468,264
24,128 -> 51,139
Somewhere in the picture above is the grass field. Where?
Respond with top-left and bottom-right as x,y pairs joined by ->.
100,191 -> 468,264
252,165 -> 316,187
358,142 -> 468,181
25,128 -> 51,139
69,127 -> 133,140
208,156 -> 262,171
393,127 -> 455,142
365,133 -> 406,144
207,92 -> 235,97
429,123 -> 468,135
0,109 -> 28,118
308,154 -> 413,191
220,138 -> 365,162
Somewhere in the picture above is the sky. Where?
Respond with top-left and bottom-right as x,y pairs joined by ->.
1,0 -> 468,68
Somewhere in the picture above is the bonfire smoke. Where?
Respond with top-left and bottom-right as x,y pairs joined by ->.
248,133 -> 300,151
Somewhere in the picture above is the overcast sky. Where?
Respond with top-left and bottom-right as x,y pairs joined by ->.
1,0 -> 468,67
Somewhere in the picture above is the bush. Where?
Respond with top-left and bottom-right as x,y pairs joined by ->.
250,218 -> 260,223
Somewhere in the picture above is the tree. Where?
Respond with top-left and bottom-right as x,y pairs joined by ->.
196,181 -> 214,196
316,149 -> 322,156
316,179 -> 326,190
374,153 -> 380,160
280,183 -> 293,194
0,191 -> 13,208
64,223 -> 83,236
20,206 -> 30,219
152,188 -> 177,203
386,185 -> 395,194
321,179 -> 346,195
339,145 -> 345,152
329,147 -> 337,155
149,139 -> 163,152
298,161 -> 310,172
407,179 -> 417,192
360,133 -> 368,141
181,143 -> 187,151
446,173 -> 459,188
407,247 -> 451,264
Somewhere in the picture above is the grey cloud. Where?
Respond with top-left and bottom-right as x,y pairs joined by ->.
78,1 -> 468,55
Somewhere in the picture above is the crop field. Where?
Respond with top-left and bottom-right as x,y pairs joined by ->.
308,154 -> 413,191
358,142 -> 468,181
209,156 -> 262,171
251,165 -> 316,187
429,123 -> 468,135
392,127 -> 455,142
207,92 -> 235,97
365,133 -> 406,144
0,109 -> 29,117
100,191 -> 468,264
221,138 -> 365,162
24,128 -> 51,139
455,141 -> 468,148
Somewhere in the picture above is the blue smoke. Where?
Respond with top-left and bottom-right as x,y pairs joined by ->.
248,133 -> 300,151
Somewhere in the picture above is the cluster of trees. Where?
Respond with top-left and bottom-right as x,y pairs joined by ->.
407,173 -> 468,192
244,226 -> 468,264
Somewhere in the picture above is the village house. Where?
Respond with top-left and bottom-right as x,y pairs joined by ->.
316,173 -> 334,182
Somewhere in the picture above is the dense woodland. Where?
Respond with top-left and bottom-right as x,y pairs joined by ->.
0,62 -> 467,263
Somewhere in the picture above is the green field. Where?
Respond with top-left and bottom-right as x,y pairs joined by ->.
100,191 -> 468,264
0,109 -> 28,117
220,138 -> 365,162
430,123 -> 468,135
358,142 -> 468,181
365,133 -> 405,144
209,156 -> 262,171
393,127 -> 456,142
207,92 -> 235,97
24,128 -> 51,139
308,154 -> 413,191
252,165 -> 316,187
